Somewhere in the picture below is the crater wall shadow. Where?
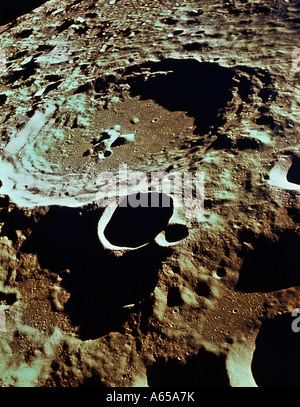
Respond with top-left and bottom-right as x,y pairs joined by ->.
121,58 -> 235,135
236,230 -> 300,292
21,205 -> 171,339
104,193 -> 173,248
251,314 -> 300,387
147,349 -> 230,387
287,155 -> 300,185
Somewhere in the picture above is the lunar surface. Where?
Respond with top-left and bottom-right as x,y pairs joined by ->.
0,0 -> 299,388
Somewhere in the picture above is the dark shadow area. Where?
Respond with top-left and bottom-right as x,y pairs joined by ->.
0,206 -> 32,244
208,133 -> 234,150
0,291 -> 18,305
288,207 -> 300,223
236,230 -> 300,292
167,287 -> 183,307
104,193 -> 173,248
81,369 -> 106,387
0,94 -> 7,106
287,155 -> 300,185
236,137 -> 260,150
251,314 -> 300,387
164,224 -> 189,243
147,349 -> 230,387
0,1 -> 50,26
21,205 -> 171,340
195,281 -> 211,297
121,59 -> 235,135
6,60 -> 38,85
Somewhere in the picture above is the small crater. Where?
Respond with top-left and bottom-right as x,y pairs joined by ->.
103,150 -> 111,157
216,267 -> 227,278
87,126 -> 135,159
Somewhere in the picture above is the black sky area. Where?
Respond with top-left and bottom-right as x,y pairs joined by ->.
0,0 -> 50,26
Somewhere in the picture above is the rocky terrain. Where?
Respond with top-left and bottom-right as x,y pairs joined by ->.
0,0 -> 299,387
